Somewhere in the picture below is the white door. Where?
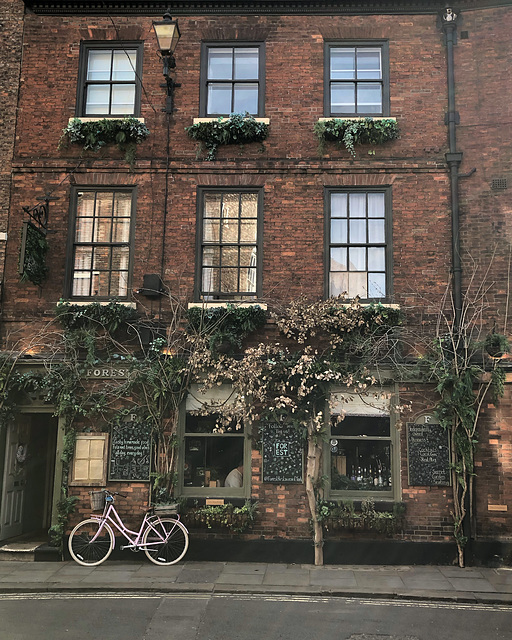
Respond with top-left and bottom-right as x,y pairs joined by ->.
0,422 -> 27,541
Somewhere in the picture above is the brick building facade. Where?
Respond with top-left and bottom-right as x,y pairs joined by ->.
0,0 -> 511,565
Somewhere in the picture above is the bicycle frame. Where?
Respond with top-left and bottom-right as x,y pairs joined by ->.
90,501 -> 182,551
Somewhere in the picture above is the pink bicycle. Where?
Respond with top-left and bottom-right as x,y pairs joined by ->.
68,490 -> 189,567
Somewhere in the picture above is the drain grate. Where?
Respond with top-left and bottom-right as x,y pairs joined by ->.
491,178 -> 507,190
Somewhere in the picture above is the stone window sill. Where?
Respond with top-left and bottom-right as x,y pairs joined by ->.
192,117 -> 270,125
68,117 -> 145,124
188,301 -> 268,310
64,300 -> 136,308
318,116 -> 397,123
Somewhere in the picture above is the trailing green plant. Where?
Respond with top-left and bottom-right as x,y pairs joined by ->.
186,304 -> 266,355
59,117 -> 150,165
48,492 -> 80,550
182,501 -> 258,533
317,498 -> 405,535
19,224 -> 49,286
314,117 -> 400,157
56,300 -> 138,334
185,112 -> 269,160
484,332 -> 510,359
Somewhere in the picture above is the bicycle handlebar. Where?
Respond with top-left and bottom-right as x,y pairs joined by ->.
103,489 -> 128,498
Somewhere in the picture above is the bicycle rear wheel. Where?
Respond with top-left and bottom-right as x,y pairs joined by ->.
142,518 -> 189,566
68,519 -> 115,566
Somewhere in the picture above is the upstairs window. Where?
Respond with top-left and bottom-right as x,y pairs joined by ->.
201,44 -> 265,116
196,189 -> 262,301
78,43 -> 143,117
325,42 -> 389,117
327,189 -> 391,301
69,189 -> 135,300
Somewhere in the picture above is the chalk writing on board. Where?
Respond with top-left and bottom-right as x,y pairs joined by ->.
109,421 -> 151,482
262,423 -> 303,483
407,422 -> 450,486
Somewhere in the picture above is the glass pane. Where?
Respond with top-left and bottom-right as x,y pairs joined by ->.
186,414 -> 244,434
74,247 -> 92,270
348,193 -> 366,217
208,48 -> 233,80
333,415 -> 390,437
94,217 -> 112,243
203,218 -> 220,242
221,268 -> 238,293
94,272 -> 109,298
184,434 -> 244,488
87,50 -> 111,81
221,222 -> 238,243
93,246 -> 110,271
76,191 -> 95,217
222,194 -> 239,221
110,270 -> 128,297
331,193 -> 347,217
202,246 -> 220,267
233,84 -> 259,114
112,50 -> 136,81
244,267 -> 257,292
330,247 -> 347,272
234,48 -> 259,79
72,272 -> 91,297
356,48 -> 382,79
368,219 -> 385,243
368,192 -> 385,217
222,246 -> 239,267
240,219 -> 257,242
111,246 -> 130,271
330,84 -> 355,114
368,247 -> 385,271
349,219 -> 366,243
75,216 -> 94,243
202,267 -> 219,293
368,273 -> 386,298
111,85 -> 136,115
207,84 -> 232,115
330,48 -> 355,80
330,272 -> 348,297
112,218 -> 130,243
348,247 -> 366,271
331,219 -> 347,244
330,439 -> 391,492
204,193 -> 222,218
241,193 -> 258,218
85,85 -> 110,114
240,246 -> 257,266
348,272 -> 367,298
96,192 -> 114,217
113,193 -> 132,217
357,83 -> 382,114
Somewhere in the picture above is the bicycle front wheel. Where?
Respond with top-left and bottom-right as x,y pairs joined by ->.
142,518 -> 189,566
68,519 -> 115,566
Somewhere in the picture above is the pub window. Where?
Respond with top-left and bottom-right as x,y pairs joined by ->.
196,189 -> 262,301
77,43 -> 143,117
326,188 -> 391,301
200,43 -> 265,117
68,189 -> 135,300
325,42 -> 389,117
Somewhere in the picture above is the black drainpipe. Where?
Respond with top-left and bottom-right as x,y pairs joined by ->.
442,8 -> 463,330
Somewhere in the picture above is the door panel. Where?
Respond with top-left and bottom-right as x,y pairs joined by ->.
1,423 -> 26,540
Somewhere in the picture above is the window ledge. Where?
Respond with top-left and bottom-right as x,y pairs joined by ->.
188,301 -> 267,310
63,301 -> 136,308
68,117 -> 145,124
193,117 -> 269,125
318,117 -> 396,123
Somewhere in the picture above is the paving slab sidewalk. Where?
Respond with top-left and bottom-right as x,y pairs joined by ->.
0,560 -> 511,604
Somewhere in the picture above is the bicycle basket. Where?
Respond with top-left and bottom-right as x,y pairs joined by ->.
90,491 -> 105,511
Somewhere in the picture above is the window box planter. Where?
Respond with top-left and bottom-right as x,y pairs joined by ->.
315,117 -> 399,157
181,502 -> 258,534
59,117 -> 150,165
319,500 -> 405,536
186,113 -> 270,161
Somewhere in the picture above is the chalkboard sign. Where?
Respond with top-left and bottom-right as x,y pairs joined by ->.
262,423 -> 303,483
407,422 -> 451,486
109,421 -> 151,482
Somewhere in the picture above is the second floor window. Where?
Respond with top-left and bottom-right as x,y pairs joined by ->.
197,190 -> 262,301
201,44 -> 264,116
325,42 -> 389,117
327,189 -> 391,301
69,189 -> 134,299
78,43 -> 142,117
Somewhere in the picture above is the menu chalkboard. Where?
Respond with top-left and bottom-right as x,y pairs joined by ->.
262,423 -> 303,483
407,422 -> 451,486
109,422 -> 151,482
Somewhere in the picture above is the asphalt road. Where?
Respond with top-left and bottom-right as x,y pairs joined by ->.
1,593 -> 511,640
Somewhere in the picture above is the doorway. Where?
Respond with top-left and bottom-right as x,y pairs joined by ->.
0,414 -> 58,542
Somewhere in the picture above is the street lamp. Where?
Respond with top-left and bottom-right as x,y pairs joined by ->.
152,13 -> 181,113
